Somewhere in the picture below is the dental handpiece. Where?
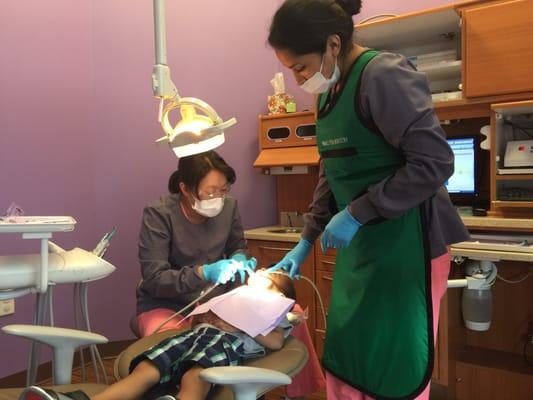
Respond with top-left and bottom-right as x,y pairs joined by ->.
149,282 -> 220,335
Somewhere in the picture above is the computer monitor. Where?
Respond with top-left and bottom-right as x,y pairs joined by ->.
446,137 -> 476,195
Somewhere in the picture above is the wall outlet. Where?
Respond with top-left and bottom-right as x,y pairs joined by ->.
0,299 -> 15,317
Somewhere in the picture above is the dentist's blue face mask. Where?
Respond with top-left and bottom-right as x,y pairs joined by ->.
300,53 -> 340,94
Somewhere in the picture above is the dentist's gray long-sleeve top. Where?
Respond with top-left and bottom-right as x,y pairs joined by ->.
136,193 -> 246,314
302,52 -> 469,258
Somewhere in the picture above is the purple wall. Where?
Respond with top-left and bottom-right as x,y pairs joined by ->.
0,0 -> 452,379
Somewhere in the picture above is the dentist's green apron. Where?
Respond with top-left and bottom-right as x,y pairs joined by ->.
317,50 -> 434,399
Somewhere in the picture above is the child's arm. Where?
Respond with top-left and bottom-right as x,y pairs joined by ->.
253,327 -> 285,350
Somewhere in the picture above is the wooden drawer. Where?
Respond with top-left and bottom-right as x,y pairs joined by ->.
315,254 -> 336,272
315,270 -> 333,310
314,329 -> 326,359
264,387 -> 286,400
454,360 -> 533,400
315,242 -> 337,259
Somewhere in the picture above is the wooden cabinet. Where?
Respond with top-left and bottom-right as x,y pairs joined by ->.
314,247 -> 450,386
489,100 -> 533,216
433,294 -> 449,386
258,111 -> 316,149
455,358 -> 533,400
313,251 -> 334,359
462,0 -> 533,98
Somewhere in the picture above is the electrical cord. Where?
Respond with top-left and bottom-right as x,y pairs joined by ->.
497,266 -> 533,284
299,274 -> 327,330
81,283 -> 108,384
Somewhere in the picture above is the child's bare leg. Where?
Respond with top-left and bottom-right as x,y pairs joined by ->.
175,366 -> 211,400
92,360 -> 160,400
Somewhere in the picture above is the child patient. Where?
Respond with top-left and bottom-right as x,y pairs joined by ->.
21,270 -> 297,400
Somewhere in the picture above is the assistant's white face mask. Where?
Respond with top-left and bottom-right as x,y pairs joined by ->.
300,54 -> 340,94
192,196 -> 224,217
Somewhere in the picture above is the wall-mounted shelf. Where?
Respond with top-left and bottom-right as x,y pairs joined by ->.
356,6 -> 460,51
496,174 -> 533,181
492,201 -> 533,209
419,60 -> 462,81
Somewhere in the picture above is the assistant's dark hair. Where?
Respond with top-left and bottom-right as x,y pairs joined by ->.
168,150 -> 236,195
268,0 -> 362,56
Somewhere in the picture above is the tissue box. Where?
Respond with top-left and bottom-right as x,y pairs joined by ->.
267,93 -> 295,115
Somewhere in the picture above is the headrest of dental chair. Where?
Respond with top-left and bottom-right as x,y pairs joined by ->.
114,329 -> 308,400
129,315 -> 141,338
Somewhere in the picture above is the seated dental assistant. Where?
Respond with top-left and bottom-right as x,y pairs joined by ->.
136,151 -> 256,337
268,1 -> 469,400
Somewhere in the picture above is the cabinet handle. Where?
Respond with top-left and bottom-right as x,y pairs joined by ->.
456,377 -> 463,383
322,260 -> 335,266
322,276 -> 333,282
258,245 -> 293,252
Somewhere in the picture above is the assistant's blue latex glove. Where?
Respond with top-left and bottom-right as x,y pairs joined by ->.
321,207 -> 362,252
231,252 -> 257,283
267,239 -> 312,279
202,259 -> 245,284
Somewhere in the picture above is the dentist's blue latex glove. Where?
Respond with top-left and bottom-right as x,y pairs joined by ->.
202,259 -> 247,285
231,252 -> 257,283
321,207 -> 362,252
267,239 -> 312,279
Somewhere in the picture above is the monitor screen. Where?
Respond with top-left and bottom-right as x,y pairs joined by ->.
446,137 -> 476,194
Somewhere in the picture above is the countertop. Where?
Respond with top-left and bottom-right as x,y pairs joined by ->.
245,216 -> 533,248
246,220 -> 533,262
460,216 -> 533,231
244,226 -> 301,243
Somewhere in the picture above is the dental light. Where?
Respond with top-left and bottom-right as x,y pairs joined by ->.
151,0 -> 237,158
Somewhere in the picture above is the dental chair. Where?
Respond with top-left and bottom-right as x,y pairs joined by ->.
0,325 -> 308,400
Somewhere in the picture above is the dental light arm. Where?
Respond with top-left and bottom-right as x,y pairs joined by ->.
152,0 -> 178,100
151,0 -> 237,158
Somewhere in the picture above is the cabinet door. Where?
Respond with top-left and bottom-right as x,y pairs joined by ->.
455,361 -> 533,400
247,240 -> 316,331
432,293 -> 449,386
463,0 -> 533,97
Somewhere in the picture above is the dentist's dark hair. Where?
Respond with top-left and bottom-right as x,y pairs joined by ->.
268,0 -> 362,56
168,150 -> 236,195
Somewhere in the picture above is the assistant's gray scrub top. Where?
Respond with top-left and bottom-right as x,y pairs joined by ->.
137,194 -> 247,314
302,52 -> 469,258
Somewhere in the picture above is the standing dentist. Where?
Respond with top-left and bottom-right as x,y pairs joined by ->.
268,1 -> 469,399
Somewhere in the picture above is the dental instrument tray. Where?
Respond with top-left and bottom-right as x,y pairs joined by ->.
0,216 -> 76,233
